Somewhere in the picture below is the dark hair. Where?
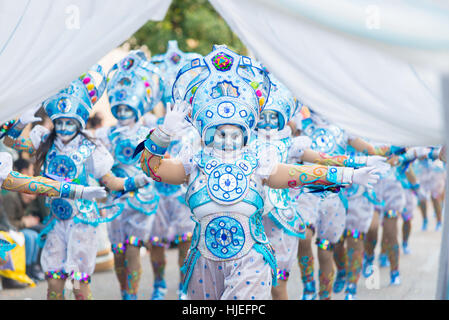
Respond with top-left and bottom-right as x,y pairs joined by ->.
87,112 -> 103,129
34,127 -> 97,176
14,157 -> 32,173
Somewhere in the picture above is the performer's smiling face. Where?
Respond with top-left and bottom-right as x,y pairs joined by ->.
213,125 -> 244,151
115,104 -> 136,126
257,110 -> 279,130
54,118 -> 79,143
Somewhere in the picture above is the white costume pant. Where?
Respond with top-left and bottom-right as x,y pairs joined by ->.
150,195 -> 194,247
41,219 -> 98,277
186,249 -> 272,300
296,191 -> 346,244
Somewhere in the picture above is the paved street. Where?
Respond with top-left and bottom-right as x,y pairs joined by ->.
0,207 -> 443,300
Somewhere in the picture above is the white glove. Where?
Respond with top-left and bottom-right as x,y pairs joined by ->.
290,136 -> 312,160
366,155 -> 387,167
161,100 -> 190,137
352,166 -> 380,188
18,103 -> 42,126
134,173 -> 152,189
79,186 -> 107,201
292,112 -> 304,131
415,147 -> 431,159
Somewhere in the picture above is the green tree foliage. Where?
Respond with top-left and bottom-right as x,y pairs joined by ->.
130,0 -> 247,57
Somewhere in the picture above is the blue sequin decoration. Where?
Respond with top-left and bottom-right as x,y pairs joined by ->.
47,155 -> 77,179
50,198 -> 74,220
205,216 -> 245,259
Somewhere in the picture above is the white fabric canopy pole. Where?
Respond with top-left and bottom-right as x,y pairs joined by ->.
436,74 -> 449,300
0,0 -> 171,122
210,0 -> 448,145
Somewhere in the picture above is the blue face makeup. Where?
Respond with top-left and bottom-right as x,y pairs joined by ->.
114,105 -> 135,120
257,111 -> 279,130
54,118 -> 79,143
54,118 -> 78,136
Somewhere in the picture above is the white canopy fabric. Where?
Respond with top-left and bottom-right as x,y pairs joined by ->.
0,0 -> 170,122
210,0 -> 449,146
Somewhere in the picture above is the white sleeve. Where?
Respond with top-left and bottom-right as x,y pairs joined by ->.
256,145 -> 279,180
29,125 -> 50,150
289,136 -> 312,162
176,143 -> 196,176
87,141 -> 115,180
94,127 -> 112,151
0,152 -> 13,185
142,113 -> 158,129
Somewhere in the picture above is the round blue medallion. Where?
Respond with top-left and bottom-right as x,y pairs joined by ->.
205,216 -> 245,259
207,164 -> 248,204
47,155 -> 77,179
51,198 -> 73,220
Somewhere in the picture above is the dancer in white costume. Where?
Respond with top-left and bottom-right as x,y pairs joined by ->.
412,148 -> 446,231
249,75 -> 383,300
144,41 -> 202,300
135,46 -> 380,300
294,108 -> 386,300
0,151 -> 105,268
94,51 -> 162,300
3,65 -> 153,300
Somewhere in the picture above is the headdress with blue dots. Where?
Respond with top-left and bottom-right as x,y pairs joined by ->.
107,50 -> 163,120
151,40 -> 203,107
172,45 -> 271,146
44,64 -> 106,129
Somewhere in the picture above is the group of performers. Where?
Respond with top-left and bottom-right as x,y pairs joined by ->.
0,41 -> 445,300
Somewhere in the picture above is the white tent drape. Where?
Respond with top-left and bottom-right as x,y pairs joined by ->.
210,0 -> 449,146
0,0 -> 171,122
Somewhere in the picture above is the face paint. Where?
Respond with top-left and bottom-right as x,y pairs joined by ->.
115,105 -> 136,126
54,118 -> 79,142
257,110 -> 279,130
212,125 -> 244,151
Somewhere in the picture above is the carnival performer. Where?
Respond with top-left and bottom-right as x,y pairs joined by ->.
94,51 -> 162,300
3,65 -> 152,300
143,41 -> 202,300
412,147 -> 446,231
249,76 -> 384,300
135,45 -> 380,300
362,147 -> 421,286
292,108 -> 386,300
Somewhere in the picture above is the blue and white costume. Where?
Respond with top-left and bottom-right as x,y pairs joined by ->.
297,113 -> 349,247
250,76 -> 306,282
149,120 -> 199,248
34,65 -> 121,283
151,40 -> 203,107
95,51 -> 162,252
137,46 -> 359,300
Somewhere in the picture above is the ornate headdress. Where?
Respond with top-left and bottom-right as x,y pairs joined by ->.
107,50 -> 163,120
172,45 -> 271,145
44,64 -> 106,129
151,40 -> 203,106
262,75 -> 295,130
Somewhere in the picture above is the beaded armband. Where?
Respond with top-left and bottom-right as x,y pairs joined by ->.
343,156 -> 367,168
326,167 -> 353,186
124,177 -> 137,192
58,182 -> 82,199
5,120 -> 26,140
428,147 -> 440,160
144,126 -> 171,156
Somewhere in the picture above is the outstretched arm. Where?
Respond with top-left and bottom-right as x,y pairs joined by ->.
99,172 -> 154,192
266,163 -> 379,190
3,104 -> 43,155
2,171 -> 106,200
136,100 -> 190,185
266,163 -> 353,189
